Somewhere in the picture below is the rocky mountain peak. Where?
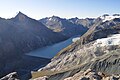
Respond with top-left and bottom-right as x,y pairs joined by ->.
69,17 -> 79,22
48,15 -> 62,21
51,15 -> 60,19
113,14 -> 120,16
102,14 -> 109,17
14,11 -> 28,22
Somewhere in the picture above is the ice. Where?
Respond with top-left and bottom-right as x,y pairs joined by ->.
94,34 -> 120,46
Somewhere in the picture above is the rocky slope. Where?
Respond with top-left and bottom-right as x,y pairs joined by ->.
39,16 -> 88,37
64,69 -> 120,80
0,72 -> 19,80
32,16 -> 120,80
32,33 -> 120,80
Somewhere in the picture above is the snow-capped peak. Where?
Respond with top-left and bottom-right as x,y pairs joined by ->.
47,16 -> 61,21
100,14 -> 120,22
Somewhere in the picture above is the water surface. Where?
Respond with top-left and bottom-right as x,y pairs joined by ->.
27,36 -> 79,58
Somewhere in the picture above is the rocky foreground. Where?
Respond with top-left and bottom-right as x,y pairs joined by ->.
35,69 -> 120,80
64,69 -> 120,80
0,72 -> 19,80
32,33 -> 120,80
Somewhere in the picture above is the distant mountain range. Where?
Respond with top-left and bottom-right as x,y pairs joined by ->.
39,14 -> 120,38
39,16 -> 89,37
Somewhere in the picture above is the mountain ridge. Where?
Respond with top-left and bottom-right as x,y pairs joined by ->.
39,16 -> 88,37
0,12 -> 68,78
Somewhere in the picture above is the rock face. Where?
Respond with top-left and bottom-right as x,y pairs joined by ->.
33,70 -> 120,80
64,69 -> 120,80
0,72 -> 19,80
0,12 -> 67,78
69,17 -> 95,28
32,16 -> 120,80
39,16 -> 88,37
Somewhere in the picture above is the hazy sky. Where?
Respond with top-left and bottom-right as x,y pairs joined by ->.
0,0 -> 120,19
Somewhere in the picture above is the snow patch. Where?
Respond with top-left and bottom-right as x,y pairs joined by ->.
100,15 -> 120,22
49,18 -> 52,20
94,34 -> 120,47
72,37 -> 80,42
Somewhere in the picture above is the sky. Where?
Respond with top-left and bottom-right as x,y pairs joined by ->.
0,0 -> 120,19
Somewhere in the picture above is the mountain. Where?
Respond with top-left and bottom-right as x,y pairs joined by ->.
39,16 -> 88,37
1,13 -> 120,79
77,17 -> 120,45
100,14 -> 120,22
0,12 -> 67,57
32,15 -> 120,80
69,17 -> 95,28
0,12 -> 67,78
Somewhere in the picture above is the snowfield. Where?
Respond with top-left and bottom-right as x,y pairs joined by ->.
94,34 -> 120,46
100,15 -> 120,22
72,37 -> 80,42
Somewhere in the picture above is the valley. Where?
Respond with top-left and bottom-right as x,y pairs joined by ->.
0,12 -> 120,80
